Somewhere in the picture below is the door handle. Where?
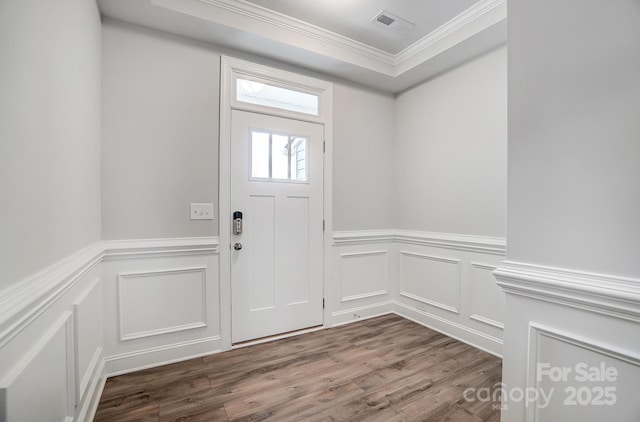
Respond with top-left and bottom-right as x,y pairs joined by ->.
234,242 -> 243,251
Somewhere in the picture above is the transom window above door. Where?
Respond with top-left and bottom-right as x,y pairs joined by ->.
250,130 -> 308,182
236,78 -> 319,116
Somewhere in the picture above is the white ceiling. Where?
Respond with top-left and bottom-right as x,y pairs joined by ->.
243,0 -> 480,54
98,0 -> 506,93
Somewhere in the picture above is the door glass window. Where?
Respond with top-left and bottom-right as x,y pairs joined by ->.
251,131 -> 270,178
250,130 -> 309,182
271,134 -> 289,180
291,138 -> 306,181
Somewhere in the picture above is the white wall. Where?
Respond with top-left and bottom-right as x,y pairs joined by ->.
0,9 -> 510,418
394,47 -> 507,237
330,47 -> 508,355
497,1 -> 640,420
101,20 -> 220,239
332,84 -> 395,231
0,0 -> 102,290
0,2 -> 103,419
508,1 -> 640,278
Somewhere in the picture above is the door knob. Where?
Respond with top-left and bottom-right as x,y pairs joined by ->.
233,242 -> 243,250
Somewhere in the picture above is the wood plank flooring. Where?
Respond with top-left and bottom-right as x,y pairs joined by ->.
95,315 -> 502,421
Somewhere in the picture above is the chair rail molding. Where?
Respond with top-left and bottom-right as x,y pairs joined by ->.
395,230 -> 506,255
0,237 -> 220,346
333,230 -> 397,246
333,229 -> 506,255
102,236 -> 219,260
0,242 -> 104,349
494,261 -> 640,322
0,236 -> 221,421
331,229 -> 506,356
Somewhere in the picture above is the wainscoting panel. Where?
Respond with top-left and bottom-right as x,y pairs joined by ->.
469,262 -> 504,329
339,251 -> 389,302
330,233 -> 395,326
394,233 -> 505,356
73,277 -> 103,406
102,238 -> 221,376
332,230 -> 506,355
0,312 -> 74,422
0,237 -> 220,421
495,261 -> 640,421
399,251 -> 461,314
118,267 -> 207,341
0,243 -> 104,422
528,325 -> 640,422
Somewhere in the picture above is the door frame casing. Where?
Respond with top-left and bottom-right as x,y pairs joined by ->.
219,56 -> 334,350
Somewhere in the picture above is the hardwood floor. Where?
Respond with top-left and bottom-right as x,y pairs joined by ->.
95,315 -> 502,421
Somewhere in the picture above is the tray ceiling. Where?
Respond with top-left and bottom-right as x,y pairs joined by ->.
98,0 -> 506,93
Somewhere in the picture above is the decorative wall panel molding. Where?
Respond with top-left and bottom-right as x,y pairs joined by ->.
0,236 -> 221,422
0,237 -> 219,348
331,230 -> 505,356
339,250 -> 389,302
399,251 -> 461,314
469,262 -> 504,329
494,261 -> 640,322
0,242 -> 103,348
0,312 -> 74,422
526,323 -> 640,421
118,267 -> 208,341
72,277 -> 103,404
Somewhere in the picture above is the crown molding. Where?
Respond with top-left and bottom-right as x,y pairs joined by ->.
200,0 -> 395,65
494,261 -> 640,322
152,0 -> 506,78
394,0 -> 506,75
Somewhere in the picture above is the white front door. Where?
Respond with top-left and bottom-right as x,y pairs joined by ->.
230,110 -> 324,343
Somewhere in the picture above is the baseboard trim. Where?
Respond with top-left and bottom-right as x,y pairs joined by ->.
104,335 -> 222,377
394,301 -> 502,357
330,300 -> 395,326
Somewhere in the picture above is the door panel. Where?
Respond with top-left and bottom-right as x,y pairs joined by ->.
231,110 -> 324,343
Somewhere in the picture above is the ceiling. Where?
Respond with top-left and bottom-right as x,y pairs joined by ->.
243,0 -> 481,55
98,0 -> 506,93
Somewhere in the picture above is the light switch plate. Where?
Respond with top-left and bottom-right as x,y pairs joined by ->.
190,203 -> 214,220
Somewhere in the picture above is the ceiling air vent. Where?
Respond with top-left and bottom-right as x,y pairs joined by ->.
376,14 -> 395,26
371,10 -> 414,33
